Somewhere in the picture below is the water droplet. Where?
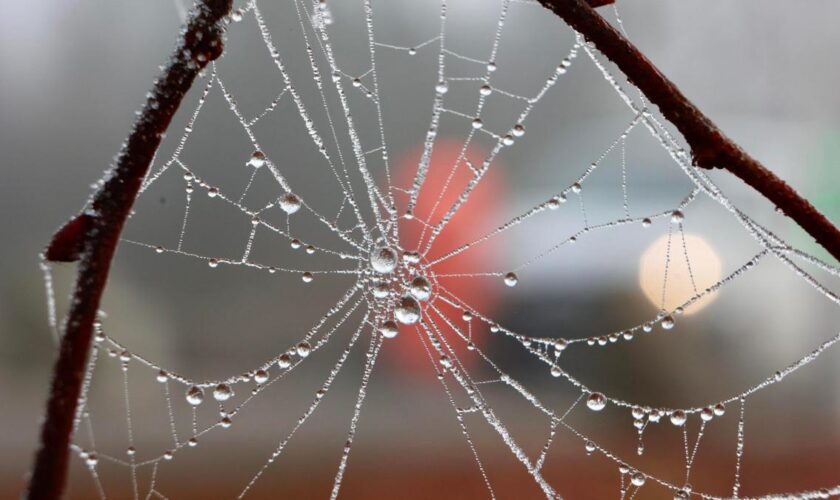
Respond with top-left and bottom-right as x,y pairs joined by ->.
352,78 -> 362,87
700,407 -> 714,421
440,355 -> 452,368
462,310 -> 473,322
395,296 -> 421,325
571,182 -> 582,194
660,315 -> 675,330
273,353 -> 291,370
254,369 -> 269,384
548,197 -> 561,210
306,245 -> 316,255
290,238 -> 302,249
163,451 -> 173,461
555,338 -> 568,353
713,403 -> 725,416
512,124 -> 525,137
670,410 -> 687,426
207,186 -> 219,198
188,437 -> 198,447
220,416 -> 232,428
408,47 -> 417,55
409,276 -> 431,301
296,341 -> 312,358
471,118 -> 483,129
402,251 -> 421,264
587,392 -> 606,411
372,281 -> 390,299
585,441 -> 596,454
230,9 -> 243,22
671,210 -> 684,224
85,453 -> 98,467
186,386 -> 204,406
279,193 -> 301,214
435,81 -> 449,94
380,320 -> 399,339
503,272 -> 518,287
479,84 -> 492,96
632,406 -> 645,419
155,245 -> 164,254
248,151 -> 266,168
631,472 -> 646,487
213,384 -> 232,401
156,370 -> 168,383
502,134 -> 514,146
370,246 -> 398,273
301,272 -> 314,283
487,61 -> 497,72
550,365 -> 562,377
642,217 -> 652,228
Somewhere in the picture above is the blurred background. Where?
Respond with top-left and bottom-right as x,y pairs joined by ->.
1,0 -> 840,498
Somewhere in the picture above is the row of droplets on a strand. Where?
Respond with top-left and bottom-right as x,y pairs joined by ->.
46,0 -> 840,498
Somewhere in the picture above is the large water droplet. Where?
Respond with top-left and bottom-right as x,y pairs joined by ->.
213,384 -> 232,402
587,392 -> 606,411
254,369 -> 269,384
279,193 -> 301,214
186,386 -> 204,406
372,281 -> 390,299
409,276 -> 431,301
671,210 -> 684,224
380,320 -> 399,339
277,353 -> 292,369
670,410 -> 687,426
296,341 -> 312,358
370,246 -> 398,273
631,472 -> 646,487
503,272 -> 518,287
395,296 -> 421,325
248,151 -> 266,168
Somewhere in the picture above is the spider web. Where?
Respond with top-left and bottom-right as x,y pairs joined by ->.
42,0 -> 840,498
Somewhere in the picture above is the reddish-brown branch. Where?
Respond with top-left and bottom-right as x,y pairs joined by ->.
27,1 -> 232,498
539,0 -> 840,263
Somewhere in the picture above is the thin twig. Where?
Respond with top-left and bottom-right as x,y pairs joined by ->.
539,0 -> 840,263
27,1 -> 232,498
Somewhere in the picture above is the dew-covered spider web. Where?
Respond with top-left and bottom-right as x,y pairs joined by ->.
42,0 -> 840,498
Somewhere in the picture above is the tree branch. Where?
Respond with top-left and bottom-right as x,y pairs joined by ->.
27,1 -> 232,498
539,0 -> 840,263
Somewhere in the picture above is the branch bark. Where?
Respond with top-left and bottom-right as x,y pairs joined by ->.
27,1 -> 232,498
539,0 -> 840,263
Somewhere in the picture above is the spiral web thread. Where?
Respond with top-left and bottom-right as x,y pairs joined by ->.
42,0 -> 840,498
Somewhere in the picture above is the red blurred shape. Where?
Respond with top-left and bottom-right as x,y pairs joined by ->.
388,139 -> 505,377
